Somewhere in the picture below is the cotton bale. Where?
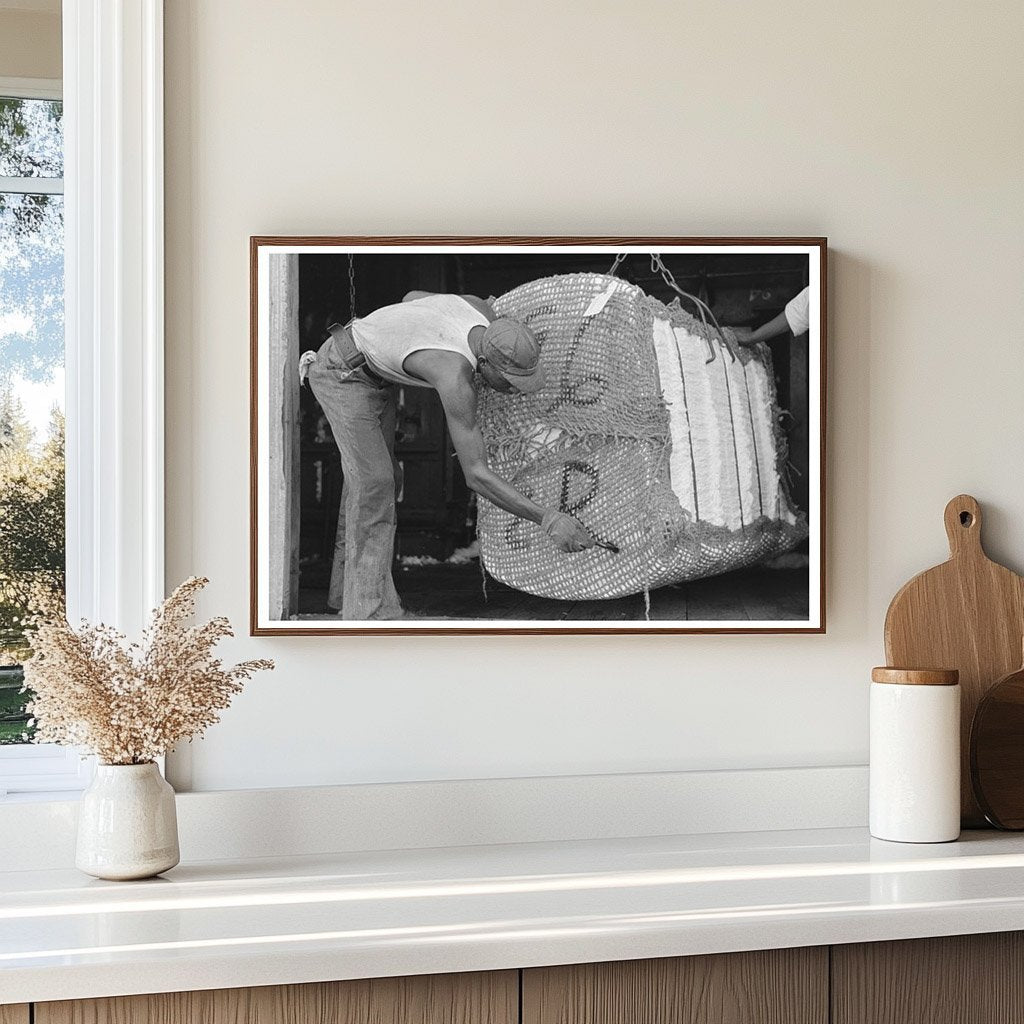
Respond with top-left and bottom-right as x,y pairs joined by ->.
476,272 -> 808,600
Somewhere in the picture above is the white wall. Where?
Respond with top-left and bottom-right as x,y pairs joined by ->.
164,0 -> 1024,792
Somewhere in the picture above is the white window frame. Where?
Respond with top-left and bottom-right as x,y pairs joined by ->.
0,76 -> 64,193
0,75 -> 84,796
0,0 -> 165,797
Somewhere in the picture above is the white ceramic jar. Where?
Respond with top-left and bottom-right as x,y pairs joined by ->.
870,667 -> 961,843
76,762 -> 180,880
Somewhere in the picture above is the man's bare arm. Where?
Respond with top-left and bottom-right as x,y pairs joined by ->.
404,352 -> 596,552
735,309 -> 789,346
436,378 -> 596,552
434,373 -> 546,524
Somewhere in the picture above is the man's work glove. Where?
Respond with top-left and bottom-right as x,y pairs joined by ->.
541,510 -> 597,553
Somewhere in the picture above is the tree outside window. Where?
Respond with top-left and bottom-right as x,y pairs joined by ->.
0,94 -> 65,744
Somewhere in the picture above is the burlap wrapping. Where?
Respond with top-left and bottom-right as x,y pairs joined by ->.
477,272 -> 808,600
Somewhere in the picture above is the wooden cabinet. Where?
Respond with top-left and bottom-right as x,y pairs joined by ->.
832,932 -> 1024,1024
35,971 -> 517,1024
14,934 -> 1024,1024
522,948 -> 828,1024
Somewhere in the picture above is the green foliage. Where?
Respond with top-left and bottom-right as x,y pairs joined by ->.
0,393 -> 65,625
0,390 -> 64,744
0,665 -> 30,743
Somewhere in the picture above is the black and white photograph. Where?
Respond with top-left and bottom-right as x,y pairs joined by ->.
251,239 -> 825,634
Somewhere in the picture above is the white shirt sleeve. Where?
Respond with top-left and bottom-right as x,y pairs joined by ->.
784,287 -> 810,335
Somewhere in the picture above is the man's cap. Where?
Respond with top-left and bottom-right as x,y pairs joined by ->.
480,318 -> 546,394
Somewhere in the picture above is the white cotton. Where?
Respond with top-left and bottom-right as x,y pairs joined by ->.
651,319 -> 696,514
724,355 -> 756,526
651,324 -> 790,532
674,325 -> 729,527
583,280 -> 621,317
523,422 -> 567,461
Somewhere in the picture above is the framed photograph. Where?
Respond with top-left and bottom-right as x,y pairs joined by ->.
251,237 -> 826,635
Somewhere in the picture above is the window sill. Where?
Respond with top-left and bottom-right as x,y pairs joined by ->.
0,746 -> 94,799
0,789 -> 86,804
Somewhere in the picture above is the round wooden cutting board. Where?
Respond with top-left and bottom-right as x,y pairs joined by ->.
971,655 -> 1024,829
884,495 -> 1024,827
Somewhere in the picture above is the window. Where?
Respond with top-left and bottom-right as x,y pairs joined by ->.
0,79 -> 82,795
1,6 -> 167,798
0,86 -> 66,736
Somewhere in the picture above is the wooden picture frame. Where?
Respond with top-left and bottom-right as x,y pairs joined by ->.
251,237 -> 826,635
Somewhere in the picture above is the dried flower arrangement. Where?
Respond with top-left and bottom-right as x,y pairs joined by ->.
22,577 -> 273,765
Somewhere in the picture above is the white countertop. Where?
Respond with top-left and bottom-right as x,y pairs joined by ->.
4,826 -> 1024,1004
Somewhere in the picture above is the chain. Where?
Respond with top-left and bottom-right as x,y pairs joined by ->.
606,252 -> 627,277
649,253 -> 734,363
348,253 -> 357,319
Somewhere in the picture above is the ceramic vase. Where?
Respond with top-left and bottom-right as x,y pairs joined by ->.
76,762 -> 180,880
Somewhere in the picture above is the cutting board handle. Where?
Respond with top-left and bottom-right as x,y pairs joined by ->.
944,494 -> 983,558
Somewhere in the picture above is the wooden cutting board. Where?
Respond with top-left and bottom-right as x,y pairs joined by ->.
884,494 -> 1024,826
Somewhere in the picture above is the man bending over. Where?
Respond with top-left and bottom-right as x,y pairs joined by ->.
303,290 -> 596,620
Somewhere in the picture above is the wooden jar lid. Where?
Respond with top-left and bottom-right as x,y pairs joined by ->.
871,667 -> 960,686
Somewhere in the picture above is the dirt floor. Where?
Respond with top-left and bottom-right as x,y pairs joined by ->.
298,562 -> 809,622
